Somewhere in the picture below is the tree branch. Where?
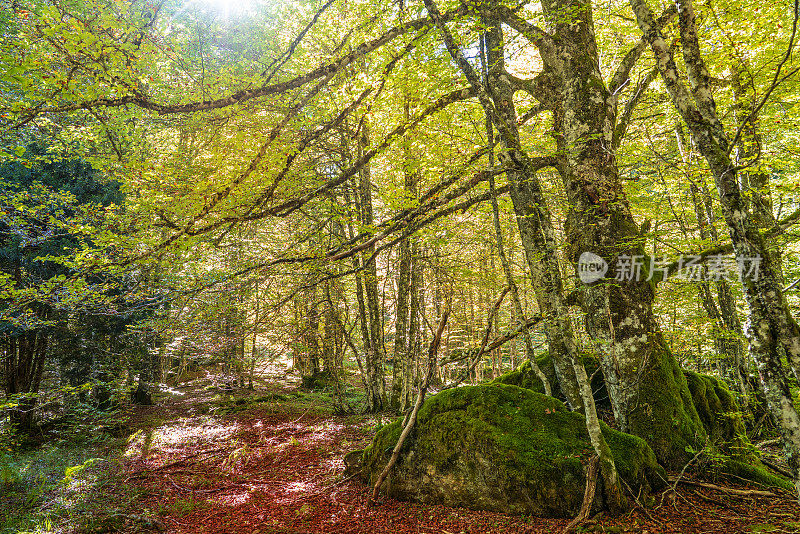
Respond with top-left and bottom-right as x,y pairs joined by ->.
726,0 -> 800,156
12,7 -> 466,122
608,5 -> 676,94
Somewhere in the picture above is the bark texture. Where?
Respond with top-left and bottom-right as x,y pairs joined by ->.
631,0 -> 800,491
519,0 -> 705,467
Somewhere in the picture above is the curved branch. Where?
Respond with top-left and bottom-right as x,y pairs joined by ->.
12,7 -> 466,121
494,5 -> 557,62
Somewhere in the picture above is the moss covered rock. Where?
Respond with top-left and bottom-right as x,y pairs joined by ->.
363,383 -> 665,517
683,370 -> 793,491
683,370 -> 753,461
301,370 -> 334,390
492,353 -> 609,409
491,356 -> 553,393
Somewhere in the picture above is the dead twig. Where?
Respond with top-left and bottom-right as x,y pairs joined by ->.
667,442 -> 705,496
290,407 -> 312,424
667,477 -> 777,497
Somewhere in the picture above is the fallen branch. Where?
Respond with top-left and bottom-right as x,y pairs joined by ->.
368,303 -> 450,505
690,489 -> 728,508
667,477 -> 777,497
563,456 -> 600,533
756,438 -> 782,449
760,457 -> 793,479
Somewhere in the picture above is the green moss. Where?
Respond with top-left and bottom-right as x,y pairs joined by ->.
491,357 -> 552,394
623,342 -> 706,470
361,418 -> 402,475
602,423 -> 664,489
363,383 -> 665,517
301,371 -> 334,390
682,370 -> 793,490
721,459 -> 794,492
492,352 -> 608,408
683,370 -> 755,462
494,349 -> 704,469
489,358 -> 792,493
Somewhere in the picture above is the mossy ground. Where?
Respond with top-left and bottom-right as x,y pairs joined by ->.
0,436 -> 151,534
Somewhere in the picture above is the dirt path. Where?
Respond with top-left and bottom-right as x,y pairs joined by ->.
119,383 -> 800,534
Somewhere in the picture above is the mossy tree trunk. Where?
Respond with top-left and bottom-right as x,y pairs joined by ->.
495,0 -> 705,468
632,0 -> 800,492
298,284 -> 322,388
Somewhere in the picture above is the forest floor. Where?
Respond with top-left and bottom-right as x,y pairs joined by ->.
5,364 -> 800,534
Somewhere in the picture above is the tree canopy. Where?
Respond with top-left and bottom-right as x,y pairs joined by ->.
4,0 -> 800,525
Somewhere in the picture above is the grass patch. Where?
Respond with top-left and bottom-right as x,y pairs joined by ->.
0,437 -> 153,534
210,390 -> 334,417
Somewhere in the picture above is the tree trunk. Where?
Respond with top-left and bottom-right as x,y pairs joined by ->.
408,243 -> 422,398
631,0 -> 800,490
481,22 -> 583,411
484,86 -> 551,396
678,122 -> 749,390
474,8 -> 624,506
4,329 -> 49,431
357,122 -> 385,412
391,109 -> 418,412
391,237 -> 412,411
532,0 -> 705,468
323,280 -> 347,413
298,285 -> 322,388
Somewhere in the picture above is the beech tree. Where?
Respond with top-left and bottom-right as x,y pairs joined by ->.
4,0 -> 800,498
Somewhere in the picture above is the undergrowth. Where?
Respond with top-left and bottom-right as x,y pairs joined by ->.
0,438 -> 135,534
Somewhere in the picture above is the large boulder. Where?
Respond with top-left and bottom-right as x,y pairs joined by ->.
363,383 -> 665,517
